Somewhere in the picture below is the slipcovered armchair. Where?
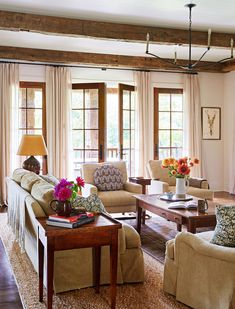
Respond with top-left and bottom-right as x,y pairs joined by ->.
147,160 -> 214,200
81,161 -> 142,213
163,231 -> 235,309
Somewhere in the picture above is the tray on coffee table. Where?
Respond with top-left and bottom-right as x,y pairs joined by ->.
159,194 -> 193,202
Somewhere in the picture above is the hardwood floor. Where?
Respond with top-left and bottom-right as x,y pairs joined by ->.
0,206 -> 23,309
0,192 -> 234,308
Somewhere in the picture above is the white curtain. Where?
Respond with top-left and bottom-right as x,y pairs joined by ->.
183,74 -> 202,177
46,66 -> 73,179
134,71 -> 152,176
0,63 -> 19,205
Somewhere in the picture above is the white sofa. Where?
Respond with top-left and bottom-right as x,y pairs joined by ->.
163,231 -> 235,309
7,168 -> 144,293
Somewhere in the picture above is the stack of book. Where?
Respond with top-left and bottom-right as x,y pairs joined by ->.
46,212 -> 95,228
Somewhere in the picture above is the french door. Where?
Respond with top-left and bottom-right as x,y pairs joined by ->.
71,83 -> 105,175
118,83 -> 135,176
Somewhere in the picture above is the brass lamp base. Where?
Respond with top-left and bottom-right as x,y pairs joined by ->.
22,156 -> 40,174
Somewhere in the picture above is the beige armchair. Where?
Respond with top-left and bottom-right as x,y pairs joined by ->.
81,161 -> 142,213
147,160 -> 214,200
163,231 -> 235,309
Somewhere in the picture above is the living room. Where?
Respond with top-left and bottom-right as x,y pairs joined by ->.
0,1 -> 235,309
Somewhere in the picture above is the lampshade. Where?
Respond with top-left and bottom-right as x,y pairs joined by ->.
17,134 -> 48,156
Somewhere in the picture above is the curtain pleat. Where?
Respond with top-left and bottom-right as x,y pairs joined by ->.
0,63 -> 19,205
134,71 -> 152,176
183,74 -> 202,177
46,67 -> 73,179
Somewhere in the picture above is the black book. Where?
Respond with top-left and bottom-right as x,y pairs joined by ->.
46,216 -> 95,228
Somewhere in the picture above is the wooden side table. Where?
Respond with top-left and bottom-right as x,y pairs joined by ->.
129,177 -> 151,224
37,213 -> 121,309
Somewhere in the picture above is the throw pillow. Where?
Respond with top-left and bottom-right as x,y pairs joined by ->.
31,180 -> 55,216
93,164 -> 124,191
40,174 -> 59,186
73,194 -> 106,213
210,205 -> 235,247
21,172 -> 41,192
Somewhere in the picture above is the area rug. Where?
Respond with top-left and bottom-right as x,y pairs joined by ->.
0,213 -> 188,309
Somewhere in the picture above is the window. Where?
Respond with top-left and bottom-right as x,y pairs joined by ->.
154,88 -> 183,159
119,84 -> 136,176
19,82 -> 47,173
71,83 -> 105,176
106,87 -> 119,161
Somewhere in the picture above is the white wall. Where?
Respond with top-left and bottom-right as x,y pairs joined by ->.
199,73 -> 224,191
71,67 -> 133,84
224,71 -> 235,193
19,64 -> 227,191
19,64 -> 45,82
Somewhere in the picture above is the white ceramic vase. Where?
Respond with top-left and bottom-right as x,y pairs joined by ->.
175,178 -> 188,198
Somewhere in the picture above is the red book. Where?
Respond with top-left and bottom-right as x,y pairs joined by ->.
48,213 -> 94,223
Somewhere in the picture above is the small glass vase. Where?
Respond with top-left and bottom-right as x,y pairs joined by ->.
175,178 -> 189,198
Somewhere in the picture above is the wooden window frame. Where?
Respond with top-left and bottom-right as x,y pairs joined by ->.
19,81 -> 47,174
119,83 -> 135,175
154,88 -> 183,160
72,83 -> 106,167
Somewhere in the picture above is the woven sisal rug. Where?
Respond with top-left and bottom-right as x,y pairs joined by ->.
0,213 -> 188,309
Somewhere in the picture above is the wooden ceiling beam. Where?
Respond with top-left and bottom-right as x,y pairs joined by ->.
0,10 -> 234,48
221,60 -> 235,72
0,46 -> 224,73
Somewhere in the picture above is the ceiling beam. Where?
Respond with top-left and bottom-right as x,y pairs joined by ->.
0,46 -> 224,73
221,60 -> 235,72
0,10 -> 234,48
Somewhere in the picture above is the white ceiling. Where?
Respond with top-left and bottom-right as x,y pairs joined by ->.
0,0 -> 235,62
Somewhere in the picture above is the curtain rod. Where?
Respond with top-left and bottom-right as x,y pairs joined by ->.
0,59 -> 198,75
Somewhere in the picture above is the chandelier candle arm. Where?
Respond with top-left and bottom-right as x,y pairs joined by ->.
174,48 -> 177,64
207,29 -> 211,49
231,38 -> 234,58
146,33 -> 150,53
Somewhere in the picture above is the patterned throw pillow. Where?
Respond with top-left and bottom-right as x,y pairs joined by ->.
210,205 -> 235,247
93,164 -> 124,191
73,194 -> 106,213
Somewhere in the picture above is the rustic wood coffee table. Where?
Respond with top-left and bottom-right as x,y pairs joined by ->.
37,213 -> 121,309
134,194 -> 216,234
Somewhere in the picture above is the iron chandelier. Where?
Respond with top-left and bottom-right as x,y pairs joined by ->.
145,3 -> 234,71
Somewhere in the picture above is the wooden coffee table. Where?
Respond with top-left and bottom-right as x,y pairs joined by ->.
134,194 -> 216,234
37,213 -> 121,309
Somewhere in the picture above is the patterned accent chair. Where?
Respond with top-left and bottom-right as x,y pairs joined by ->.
81,161 -> 142,213
147,160 -> 214,200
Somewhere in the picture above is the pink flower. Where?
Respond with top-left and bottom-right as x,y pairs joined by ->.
57,187 -> 72,201
76,177 -> 85,188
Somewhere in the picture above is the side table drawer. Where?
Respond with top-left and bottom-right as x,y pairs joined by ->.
167,213 -> 182,224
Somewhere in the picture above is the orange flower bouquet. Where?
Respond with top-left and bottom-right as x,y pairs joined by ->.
162,157 -> 199,179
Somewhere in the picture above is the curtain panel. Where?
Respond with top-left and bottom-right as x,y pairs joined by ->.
183,74 -> 202,177
134,71 -> 152,177
0,63 -> 19,205
46,67 -> 73,179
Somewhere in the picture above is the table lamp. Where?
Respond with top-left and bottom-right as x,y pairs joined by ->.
17,134 -> 48,174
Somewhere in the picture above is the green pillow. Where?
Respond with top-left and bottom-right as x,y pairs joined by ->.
73,194 -> 106,213
210,205 -> 235,247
